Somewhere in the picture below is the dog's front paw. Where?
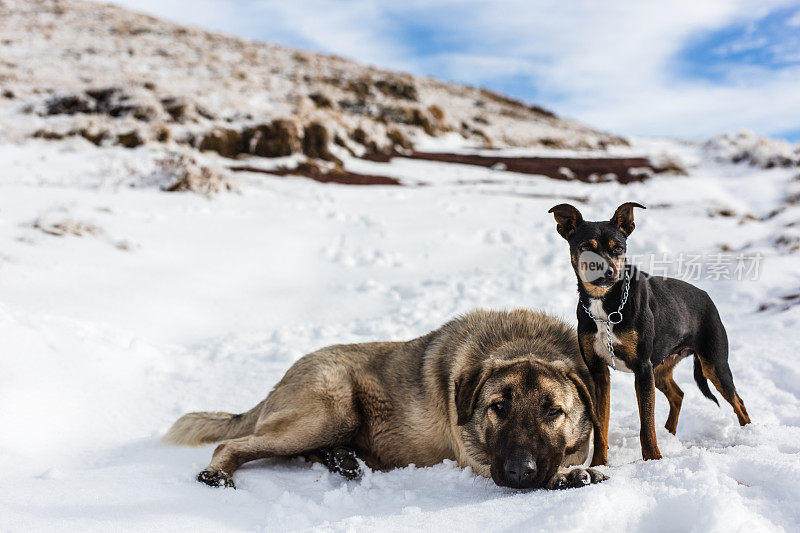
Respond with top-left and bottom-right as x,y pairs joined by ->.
568,467 -> 608,487
548,467 -> 608,490
547,471 -> 569,490
197,469 -> 235,489
642,448 -> 662,461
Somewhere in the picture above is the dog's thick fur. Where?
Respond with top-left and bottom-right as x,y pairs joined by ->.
549,202 -> 751,465
164,309 -> 607,489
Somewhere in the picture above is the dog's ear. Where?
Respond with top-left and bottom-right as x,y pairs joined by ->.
566,372 -> 601,432
454,362 -> 492,426
548,204 -> 584,240
610,202 -> 646,236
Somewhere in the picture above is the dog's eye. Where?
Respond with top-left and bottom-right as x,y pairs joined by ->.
579,243 -> 593,251
546,407 -> 563,418
491,401 -> 507,416
612,246 -> 624,254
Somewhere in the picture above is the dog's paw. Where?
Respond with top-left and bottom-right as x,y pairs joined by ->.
197,469 -> 235,489
547,471 -> 569,490
642,449 -> 663,461
320,446 -> 363,480
548,467 -> 608,490
568,467 -> 608,487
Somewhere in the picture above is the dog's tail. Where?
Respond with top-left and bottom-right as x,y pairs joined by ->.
162,403 -> 262,446
692,354 -> 719,406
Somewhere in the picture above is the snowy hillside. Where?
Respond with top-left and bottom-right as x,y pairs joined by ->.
0,0 -> 625,162
2,1 -> 800,532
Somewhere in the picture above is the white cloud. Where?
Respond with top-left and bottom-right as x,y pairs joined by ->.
107,0 -> 800,140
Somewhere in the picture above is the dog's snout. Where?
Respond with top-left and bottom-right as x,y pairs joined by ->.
604,268 -> 614,279
503,454 -> 537,488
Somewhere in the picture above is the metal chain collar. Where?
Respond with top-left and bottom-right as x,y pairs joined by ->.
581,271 -> 630,369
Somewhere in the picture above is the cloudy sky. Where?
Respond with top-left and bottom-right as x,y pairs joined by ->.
109,0 -> 800,141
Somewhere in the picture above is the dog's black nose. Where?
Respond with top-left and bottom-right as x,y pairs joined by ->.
504,454 -> 537,488
604,268 -> 614,279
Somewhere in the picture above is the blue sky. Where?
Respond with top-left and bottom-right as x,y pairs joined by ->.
110,0 -> 800,141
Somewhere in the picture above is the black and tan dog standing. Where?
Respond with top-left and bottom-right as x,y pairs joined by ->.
549,202 -> 750,465
164,309 -> 608,490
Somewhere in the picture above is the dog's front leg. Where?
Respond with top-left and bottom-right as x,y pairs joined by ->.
589,363 -> 610,466
633,361 -> 662,460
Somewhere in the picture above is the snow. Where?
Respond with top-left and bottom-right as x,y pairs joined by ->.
705,131 -> 800,169
1,137 -> 800,532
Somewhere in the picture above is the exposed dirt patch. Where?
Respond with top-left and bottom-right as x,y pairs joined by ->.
229,163 -> 401,186
372,152 -> 666,184
229,151 -> 677,187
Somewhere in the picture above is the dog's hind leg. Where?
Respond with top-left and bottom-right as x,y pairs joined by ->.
696,325 -> 751,427
654,354 -> 685,435
197,377 -> 360,488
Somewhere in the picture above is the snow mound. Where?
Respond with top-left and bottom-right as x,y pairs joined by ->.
705,131 -> 800,168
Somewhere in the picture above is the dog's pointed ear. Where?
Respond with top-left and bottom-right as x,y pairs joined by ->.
548,204 -> 585,240
454,362 -> 492,426
610,202 -> 646,236
566,372 -> 601,433
567,372 -> 602,434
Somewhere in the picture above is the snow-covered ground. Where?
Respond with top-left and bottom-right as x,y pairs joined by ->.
1,138 -> 799,532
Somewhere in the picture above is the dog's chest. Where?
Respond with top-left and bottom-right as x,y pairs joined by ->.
588,299 -> 633,373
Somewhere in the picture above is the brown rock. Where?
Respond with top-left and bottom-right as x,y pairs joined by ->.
155,126 -> 171,142
302,122 -> 340,163
77,127 -> 110,146
410,108 -> 436,135
374,77 -> 418,101
117,130 -> 145,148
245,119 -> 302,157
44,93 -> 95,115
351,127 -> 381,156
387,128 -> 411,150
161,96 -> 189,122
309,92 -> 333,108
33,129 -> 67,140
197,127 -> 244,158
428,105 -> 445,121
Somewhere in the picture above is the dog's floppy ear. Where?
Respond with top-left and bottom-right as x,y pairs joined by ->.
566,372 -> 601,433
548,204 -> 584,240
454,361 -> 492,426
610,202 -> 646,236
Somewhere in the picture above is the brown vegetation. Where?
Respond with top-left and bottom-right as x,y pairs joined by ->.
154,153 -> 236,195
